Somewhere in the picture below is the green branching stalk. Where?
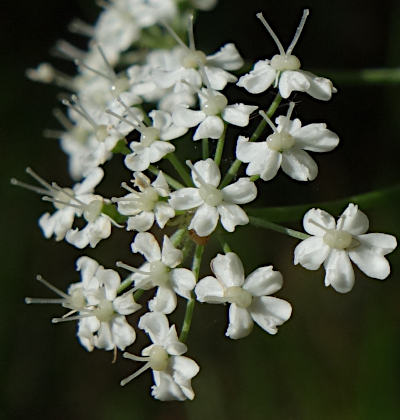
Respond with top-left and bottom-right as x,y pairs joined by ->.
166,153 -> 194,187
214,125 -> 227,166
101,202 -> 128,225
170,227 -> 187,247
202,138 -> 209,159
147,164 -> 185,190
179,244 -> 204,343
248,216 -> 310,240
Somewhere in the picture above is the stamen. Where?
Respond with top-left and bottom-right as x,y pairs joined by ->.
286,102 -> 295,120
25,167 -> 53,190
188,13 -> 196,51
160,19 -> 190,51
120,182 -> 141,195
43,129 -> 65,139
113,94 -> 146,129
116,261 -> 150,276
75,59 -> 111,80
286,9 -> 309,55
120,361 -> 151,386
53,40 -> 86,62
25,297 -> 65,304
52,313 -> 94,324
42,196 -> 81,209
123,353 -> 149,362
53,108 -> 74,131
10,178 -> 48,195
256,12 -> 285,56
50,182 -> 85,205
259,110 -> 277,133
309,219 -> 329,232
185,160 -> 207,186
35,274 -> 69,299
68,18 -> 95,37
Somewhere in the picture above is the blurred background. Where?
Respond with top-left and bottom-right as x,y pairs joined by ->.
2,0 -> 400,419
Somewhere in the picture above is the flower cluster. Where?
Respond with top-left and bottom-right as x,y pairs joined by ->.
17,0 -> 397,402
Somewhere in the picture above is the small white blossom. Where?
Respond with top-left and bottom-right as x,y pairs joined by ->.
236,104 -> 339,181
121,312 -> 199,401
195,252 -> 292,339
237,10 -> 336,100
294,204 -> 397,293
169,159 -> 257,236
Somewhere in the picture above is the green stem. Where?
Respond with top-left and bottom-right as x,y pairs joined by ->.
220,93 -> 282,188
202,138 -> 209,159
170,227 -> 187,247
214,125 -> 227,167
117,278 -> 134,294
133,289 -> 145,301
166,153 -> 194,187
248,216 -> 310,240
314,68 -> 400,85
179,244 -> 204,343
101,203 -> 128,225
217,235 -> 232,254
147,164 -> 184,190
247,184 -> 400,223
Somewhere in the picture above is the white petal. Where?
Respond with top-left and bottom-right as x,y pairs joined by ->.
154,202 -> 175,228
94,322 -> 114,350
113,292 -> 141,315
170,268 -> 196,299
76,256 -> 100,291
235,135 -> 262,162
303,208 -> 336,236
243,267 -> 283,296
127,212 -> 154,232
250,296 -> 292,334
195,276 -> 225,303
349,233 -> 397,279
204,66 -> 237,90
66,227 -> 90,249
152,171 -> 170,196
111,316 -> 136,350
139,311 -> 169,344
151,370 -> 186,401
188,204 -> 219,236
148,286 -> 177,314
222,177 -> 257,204
161,235 -> 182,268
324,249 -> 355,293
149,109 -> 172,130
259,148 -> 282,181
193,116 -> 224,140
192,158 -> 221,187
206,43 -> 244,71
278,70 -> 310,99
222,104 -> 258,127
297,70 -> 337,101
294,236 -> 330,270
337,203 -> 369,235
169,188 -> 203,210
211,252 -> 244,287
171,356 -> 200,400
281,149 -> 318,181
172,106 -> 205,128
294,123 -> 339,152
125,149 -> 151,171
217,202 -> 249,232
74,167 -> 104,195
97,267 -> 120,300
148,141 -> 175,163
132,232 -> 161,262
226,304 -> 253,339
237,60 -> 276,94
165,326 -> 187,355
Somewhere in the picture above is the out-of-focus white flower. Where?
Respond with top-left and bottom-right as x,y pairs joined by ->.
237,10 -> 336,100
121,312 -> 199,401
236,104 -> 339,181
169,159 -> 257,236
294,204 -> 397,293
195,252 -> 292,339
113,171 -> 175,231
172,88 -> 257,140
119,233 -> 196,314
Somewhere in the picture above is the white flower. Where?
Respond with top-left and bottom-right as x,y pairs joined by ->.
113,171 -> 175,232
236,104 -> 339,181
169,159 -> 257,236
172,88 -> 257,141
195,253 -> 292,339
294,204 -> 397,293
121,312 -> 199,401
119,233 -> 196,314
237,10 -> 336,100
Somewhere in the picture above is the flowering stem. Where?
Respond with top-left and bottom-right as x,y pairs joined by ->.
248,216 -> 310,240
315,67 -> 400,85
179,244 -> 204,343
247,184 -> 400,223
217,234 -> 232,253
147,164 -> 184,190
202,138 -> 209,159
133,289 -> 145,301
249,174 -> 260,182
101,203 -> 128,224
170,227 -> 187,247
165,153 -> 194,187
117,278 -> 133,294
214,125 -> 227,167
219,93 -> 282,188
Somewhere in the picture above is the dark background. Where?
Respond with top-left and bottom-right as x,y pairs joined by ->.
2,0 -> 400,419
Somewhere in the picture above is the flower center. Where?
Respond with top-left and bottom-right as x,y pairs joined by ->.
93,299 -> 115,322
199,184 -> 223,207
83,199 -> 103,223
141,127 -> 160,147
270,54 -> 301,71
148,345 -> 169,371
65,288 -> 86,310
225,286 -> 252,308
54,188 -> 74,210
95,125 -> 109,142
182,50 -> 207,69
149,261 -> 170,287
267,131 -> 295,152
202,94 -> 228,116
137,187 -> 159,212
323,229 -> 353,250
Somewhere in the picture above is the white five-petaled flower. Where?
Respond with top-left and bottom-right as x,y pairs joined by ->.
294,204 -> 397,293
113,171 -> 175,232
121,312 -> 199,401
195,252 -> 292,339
236,104 -> 339,181
172,88 -> 257,141
237,10 -> 336,100
118,233 -> 196,314
169,159 -> 257,237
